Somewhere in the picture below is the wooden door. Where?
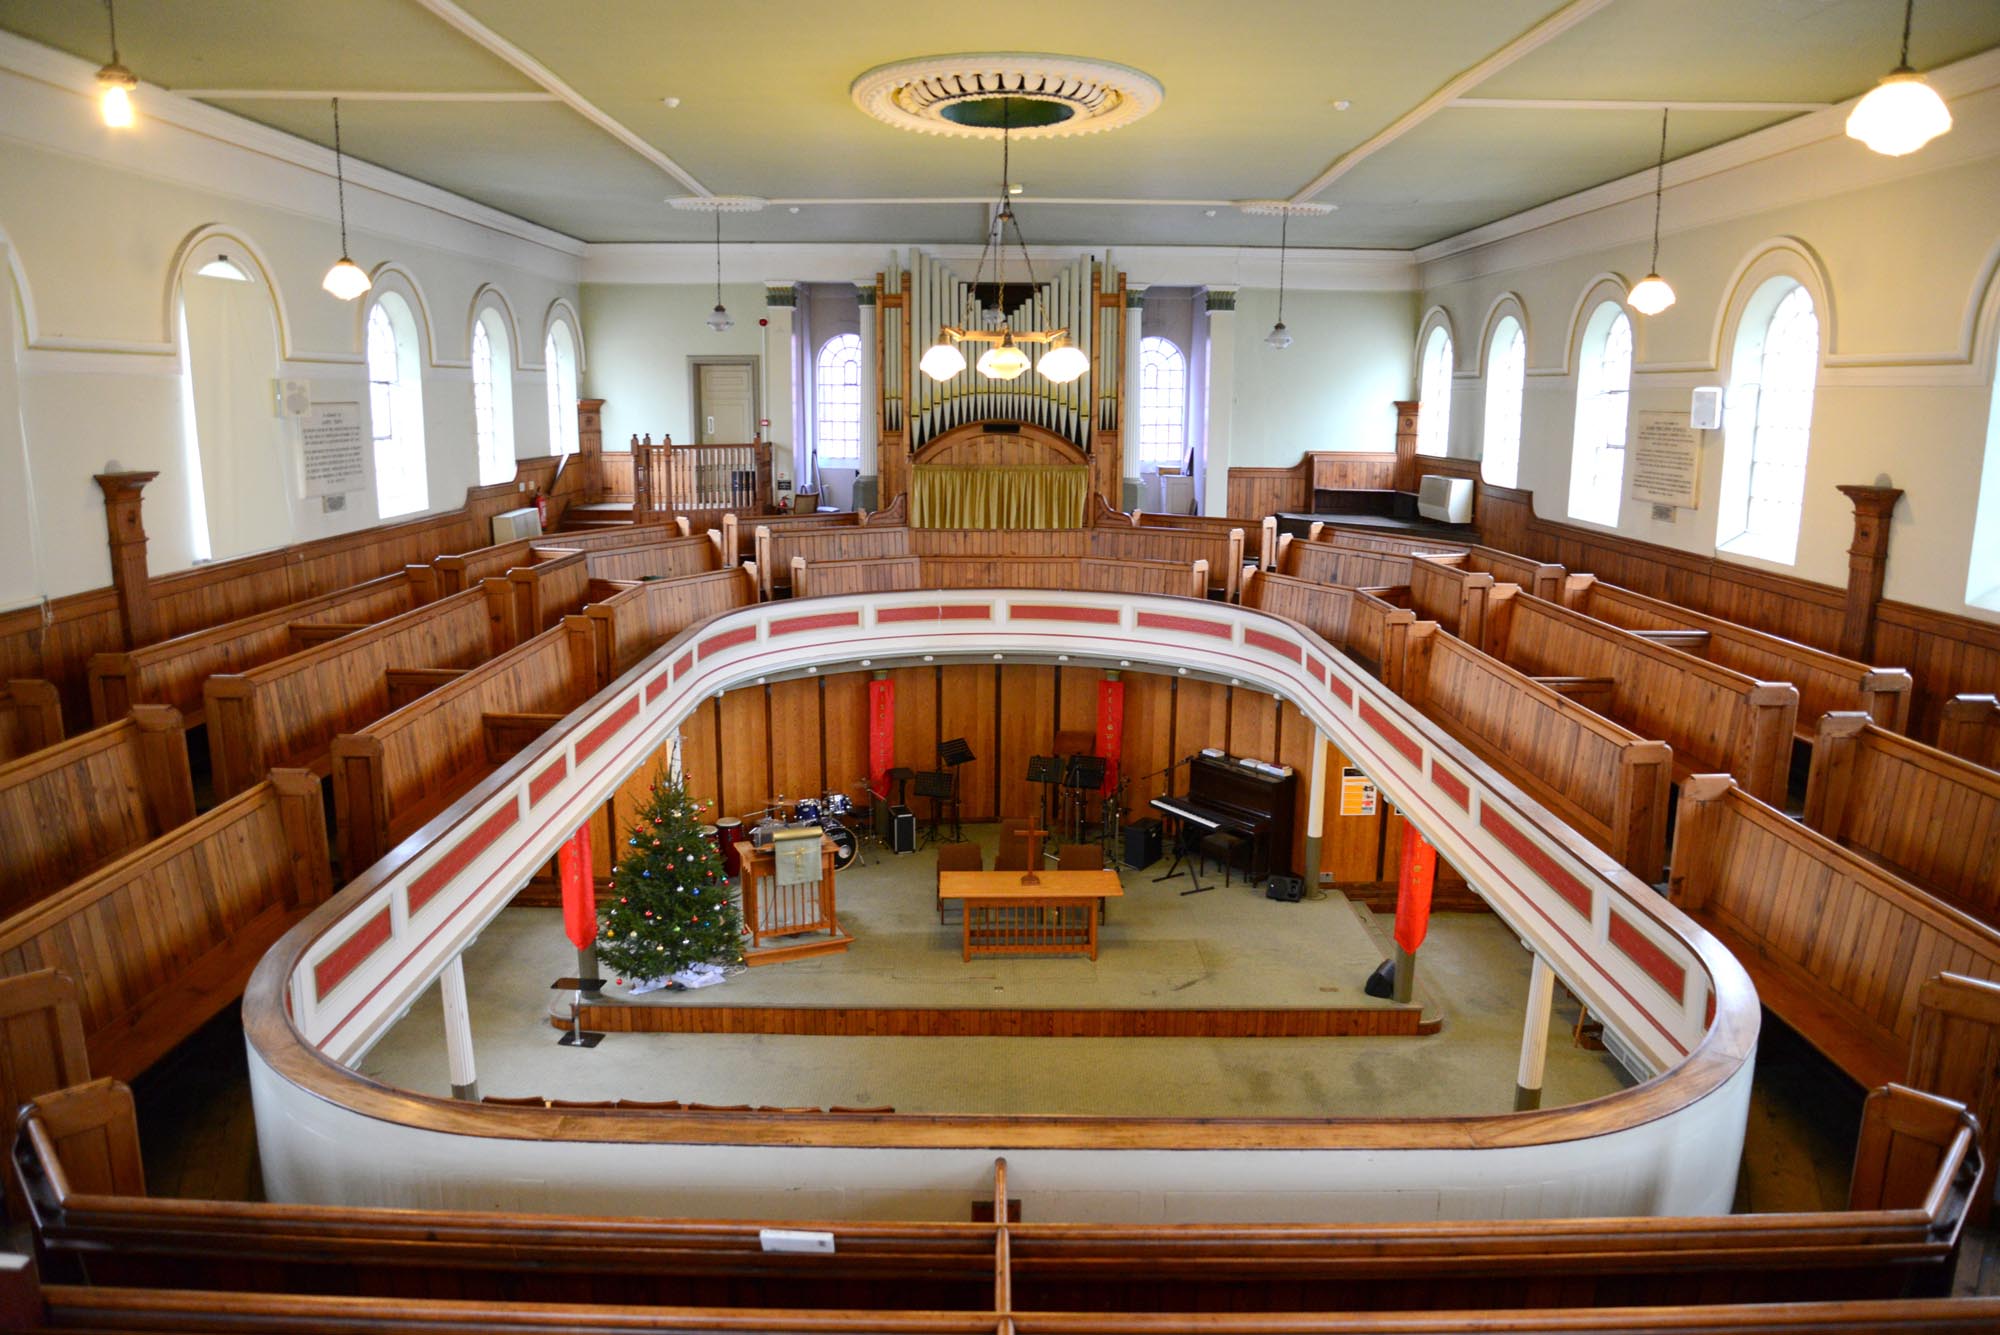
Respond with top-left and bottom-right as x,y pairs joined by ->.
696,362 -> 755,443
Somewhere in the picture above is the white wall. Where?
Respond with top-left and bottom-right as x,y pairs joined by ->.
579,281 -> 768,454
0,38 -> 583,607
1228,287 -> 1419,466
1417,52 -> 2000,624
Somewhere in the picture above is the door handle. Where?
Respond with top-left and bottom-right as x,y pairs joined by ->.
707,415 -> 715,435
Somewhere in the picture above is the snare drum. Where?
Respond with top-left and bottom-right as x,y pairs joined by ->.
824,792 -> 854,816
714,816 -> 746,876
791,797 -> 822,823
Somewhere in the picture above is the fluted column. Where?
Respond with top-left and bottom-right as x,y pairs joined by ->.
856,284 -> 880,507
1121,285 -> 1148,509
1201,288 -> 1237,517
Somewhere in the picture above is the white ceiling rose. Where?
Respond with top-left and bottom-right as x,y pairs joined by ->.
850,53 -> 1165,140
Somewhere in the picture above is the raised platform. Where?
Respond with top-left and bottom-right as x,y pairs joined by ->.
561,1002 -> 1434,1038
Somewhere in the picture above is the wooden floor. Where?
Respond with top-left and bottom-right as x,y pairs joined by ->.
566,1002 -> 1435,1038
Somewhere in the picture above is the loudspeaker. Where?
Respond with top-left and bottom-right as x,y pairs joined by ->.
1123,818 -> 1162,869
1265,874 -> 1303,902
1364,959 -> 1396,999
888,804 -> 916,854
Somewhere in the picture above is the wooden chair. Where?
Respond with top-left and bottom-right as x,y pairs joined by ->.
481,1095 -> 547,1107
994,828 -> 1033,872
1058,843 -> 1108,922
937,841 -> 983,922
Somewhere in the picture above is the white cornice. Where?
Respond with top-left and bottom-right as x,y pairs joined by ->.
0,29 -> 585,272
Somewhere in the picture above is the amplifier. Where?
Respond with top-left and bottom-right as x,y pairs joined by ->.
1265,874 -> 1304,902
888,804 -> 916,854
1123,818 -> 1162,869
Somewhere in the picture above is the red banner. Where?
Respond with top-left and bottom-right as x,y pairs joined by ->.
1392,822 -> 1437,955
1097,678 -> 1125,793
867,676 -> 895,798
559,826 -> 595,950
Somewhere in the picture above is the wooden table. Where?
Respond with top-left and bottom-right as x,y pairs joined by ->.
939,870 -> 1124,962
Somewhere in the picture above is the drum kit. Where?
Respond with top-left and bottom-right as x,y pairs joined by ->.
744,791 -> 860,870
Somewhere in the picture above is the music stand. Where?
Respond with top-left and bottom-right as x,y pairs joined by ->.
1026,755 -> 1062,851
937,738 -> 974,841
887,766 -> 915,808
1064,754 -> 1106,844
913,770 -> 954,850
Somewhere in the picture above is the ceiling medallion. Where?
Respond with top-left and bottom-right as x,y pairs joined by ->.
850,54 -> 1164,140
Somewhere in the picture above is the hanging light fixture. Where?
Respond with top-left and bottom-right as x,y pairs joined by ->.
1847,0 -> 1952,157
320,98 -> 372,301
705,210 -> 733,333
919,105 -> 1079,383
95,0 -> 137,128
1265,211 -> 1294,350
1626,108 -> 1676,317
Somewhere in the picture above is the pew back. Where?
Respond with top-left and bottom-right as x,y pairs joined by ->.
577,535 -> 720,583
793,556 -> 923,600
1238,571 -> 1354,647
583,568 -> 761,681
1408,555 -> 1494,644
0,679 -> 63,761
1907,972 -> 2000,1225
1279,536 -> 1430,588
1347,588 -> 1416,690
1936,694 -> 2000,771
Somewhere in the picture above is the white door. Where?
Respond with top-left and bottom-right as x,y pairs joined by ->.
697,362 -> 755,443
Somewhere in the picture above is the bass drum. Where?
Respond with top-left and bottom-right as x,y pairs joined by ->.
821,817 -> 858,870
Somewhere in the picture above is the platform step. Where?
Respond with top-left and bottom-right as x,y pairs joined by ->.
743,929 -> 853,967
562,997 -> 1431,1038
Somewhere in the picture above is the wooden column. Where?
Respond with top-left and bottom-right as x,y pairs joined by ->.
1515,953 -> 1557,1110
94,471 -> 159,648
577,398 -> 604,458
1837,484 -> 1901,662
440,954 -> 478,1101
1392,401 -> 1420,494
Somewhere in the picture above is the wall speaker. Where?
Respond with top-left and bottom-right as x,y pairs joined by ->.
1123,818 -> 1162,869
1265,874 -> 1303,902
1364,959 -> 1396,999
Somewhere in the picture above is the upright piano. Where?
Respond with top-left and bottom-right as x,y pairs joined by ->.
1150,751 -> 1297,882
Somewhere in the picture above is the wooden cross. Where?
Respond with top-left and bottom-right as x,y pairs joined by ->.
1019,826 -> 1048,886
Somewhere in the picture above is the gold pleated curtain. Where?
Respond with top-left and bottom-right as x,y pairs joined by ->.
911,465 -> 1089,529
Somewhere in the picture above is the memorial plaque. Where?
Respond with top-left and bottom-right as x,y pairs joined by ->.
1628,410 -> 1702,508
299,401 -> 368,498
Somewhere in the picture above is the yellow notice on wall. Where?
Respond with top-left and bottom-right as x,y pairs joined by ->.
1339,766 -> 1378,817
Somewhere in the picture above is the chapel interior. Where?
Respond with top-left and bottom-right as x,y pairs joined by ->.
4,2 -> 2000,1331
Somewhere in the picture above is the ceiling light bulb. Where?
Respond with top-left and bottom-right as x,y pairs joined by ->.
1846,70 -> 1952,156
706,302 -> 734,333
1008,183 -> 1024,195
321,257 -> 371,301
1264,320 -> 1293,350
1037,341 -> 1089,383
919,341 -> 966,381
976,340 -> 1030,381
97,66 -> 136,127
197,254 -> 250,282
1626,274 -> 1676,316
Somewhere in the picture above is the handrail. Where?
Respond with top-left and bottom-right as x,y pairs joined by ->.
243,588 -> 1758,1214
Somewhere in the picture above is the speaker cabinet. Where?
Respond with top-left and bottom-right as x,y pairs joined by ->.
1123,818 -> 1162,869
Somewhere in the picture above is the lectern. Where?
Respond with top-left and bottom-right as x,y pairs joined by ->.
739,830 -> 849,964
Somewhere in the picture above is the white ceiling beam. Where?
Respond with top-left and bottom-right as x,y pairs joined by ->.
405,0 -> 710,196
762,196 -> 1241,208
1291,0 -> 1616,203
172,89 -> 561,102
1449,97 -> 1830,113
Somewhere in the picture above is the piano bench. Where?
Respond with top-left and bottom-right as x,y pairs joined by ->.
1197,830 -> 1252,886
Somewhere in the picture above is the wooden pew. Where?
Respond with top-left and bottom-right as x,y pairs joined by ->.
85,569 -> 428,727
204,585 -> 505,798
1238,570 -> 1355,647
792,555 -> 923,600
580,567 -> 760,681
502,549 -> 634,645
1462,545 -> 1565,601
1937,694 -> 1999,771
756,524 -> 913,598
1487,589 -> 1798,805
1404,624 -> 1671,883
1670,773 -> 2000,1088
1407,555 -> 1493,644
1348,588 -> 1416,691
0,706 -> 196,917
1562,573 -> 1912,740
1087,526 -> 1243,599
924,557 -> 1206,598
1278,534 -> 1434,589
0,680 -> 63,762
1906,972 -> 2000,1225
574,535 -> 719,583
0,770 -> 332,1080
333,621 -> 599,873
0,970 -> 88,1217
1803,713 -> 2000,923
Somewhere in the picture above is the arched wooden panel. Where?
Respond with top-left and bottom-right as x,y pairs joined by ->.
912,421 -> 1087,469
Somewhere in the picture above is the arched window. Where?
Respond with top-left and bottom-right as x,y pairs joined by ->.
1717,282 -> 1819,563
545,318 -> 579,457
1136,336 -> 1188,471
1416,325 -> 1453,457
366,292 -> 428,519
1482,316 -> 1526,488
471,307 -> 515,486
1565,303 -> 1633,526
814,332 -> 863,467
1969,343 -> 2000,612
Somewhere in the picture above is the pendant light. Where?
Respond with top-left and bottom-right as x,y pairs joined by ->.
320,98 -> 372,301
95,0 -> 137,128
1264,211 -> 1294,350
1626,109 -> 1676,317
1846,0 -> 1952,157
705,210 -> 733,333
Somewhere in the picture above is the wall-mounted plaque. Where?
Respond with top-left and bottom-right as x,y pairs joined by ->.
1628,410 -> 1701,509
298,401 -> 368,498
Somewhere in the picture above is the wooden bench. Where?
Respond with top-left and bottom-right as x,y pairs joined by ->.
85,569 -> 428,727
1487,589 -> 1798,805
500,548 -> 634,644
1087,526 -> 1244,599
1670,773 -> 2000,1089
204,584 -> 507,798
0,680 -> 63,762
1937,694 -> 1999,770
1907,972 -> 2000,1225
575,534 -> 720,583
1404,624 -> 1671,883
580,567 -> 760,682
332,621 -> 598,873
756,524 -> 914,597
1803,713 -> 2000,925
1461,545 -> 1565,601
1238,570 -> 1355,647
1562,573 -> 1912,741
1278,534 -> 1434,589
1408,554 -> 1494,644
0,770 -> 332,1080
0,706 -> 195,917
1348,588 -> 1417,690
792,555 -> 923,599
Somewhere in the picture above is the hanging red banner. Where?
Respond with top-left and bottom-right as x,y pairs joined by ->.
1097,678 -> 1125,793
867,676 -> 895,798
559,826 -> 595,950
1392,822 -> 1437,955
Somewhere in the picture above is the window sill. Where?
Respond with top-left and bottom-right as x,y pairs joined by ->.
1716,533 -> 1799,567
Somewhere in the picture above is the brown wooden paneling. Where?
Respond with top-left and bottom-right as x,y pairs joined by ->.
1173,679 -> 1229,767
1875,601 -> 2000,741
821,672 -> 870,810
1277,702 -> 1316,878
892,667 -> 939,786
1321,739 -> 1389,887
718,686 -> 773,819
996,665 -> 1056,822
938,665 -> 997,821
1057,666 -> 1103,742
1119,672 -> 1176,827
1937,694 -> 2000,771
678,698 -> 721,820
1228,687 -> 1279,764
768,678 -> 825,808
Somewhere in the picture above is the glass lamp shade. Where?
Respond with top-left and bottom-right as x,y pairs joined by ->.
1846,71 -> 1952,156
1037,342 -> 1089,383
321,257 -> 372,301
706,302 -> 734,333
1626,273 -> 1676,316
1264,320 -> 1293,351
919,341 -> 967,381
97,65 -> 136,127
976,341 -> 1031,381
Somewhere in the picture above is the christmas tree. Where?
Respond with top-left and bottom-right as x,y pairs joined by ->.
597,771 -> 743,985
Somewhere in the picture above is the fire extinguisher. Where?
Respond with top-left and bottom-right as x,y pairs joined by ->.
534,493 -> 549,529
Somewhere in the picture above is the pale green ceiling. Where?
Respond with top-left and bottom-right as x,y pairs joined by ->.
3,0 -> 1997,249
